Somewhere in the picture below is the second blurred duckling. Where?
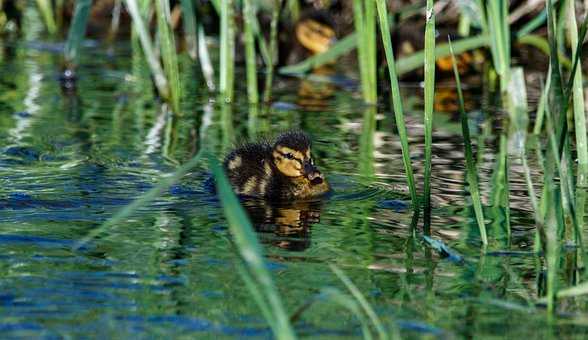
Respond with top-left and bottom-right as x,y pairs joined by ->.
223,131 -> 329,200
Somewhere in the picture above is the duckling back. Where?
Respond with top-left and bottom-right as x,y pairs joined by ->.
223,141 -> 275,197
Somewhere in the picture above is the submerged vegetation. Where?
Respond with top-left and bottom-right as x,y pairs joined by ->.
2,0 -> 588,337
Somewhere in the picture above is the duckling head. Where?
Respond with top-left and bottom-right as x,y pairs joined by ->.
272,131 -> 325,185
295,18 -> 336,54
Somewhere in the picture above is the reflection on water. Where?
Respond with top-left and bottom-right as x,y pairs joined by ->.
244,199 -> 324,251
1,19 -> 588,339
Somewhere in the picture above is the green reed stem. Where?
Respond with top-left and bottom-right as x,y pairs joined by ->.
243,0 -> 259,104
155,0 -> 182,114
198,25 -> 216,91
262,0 -> 281,103
209,155 -> 296,339
125,0 -> 170,100
567,1 -> 587,254
423,0 -> 435,231
35,0 -> 57,34
374,0 -> 418,210
449,39 -> 487,245
219,0 -> 235,103
532,66 -> 552,134
74,149 -> 204,250
485,0 -> 510,92
330,265 -> 392,339
180,0 -> 198,60
64,0 -> 91,65
353,0 -> 377,103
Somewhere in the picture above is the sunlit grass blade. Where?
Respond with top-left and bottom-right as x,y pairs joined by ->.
485,0 -> 510,91
566,2 -> 587,257
35,0 -> 57,34
198,25 -> 216,91
155,0 -> 182,114
330,265 -> 394,339
180,0 -> 198,59
64,0 -> 91,65
262,0 -> 282,103
278,33 -> 357,75
219,0 -> 235,102
209,155 -> 296,339
374,0 -> 418,211
353,0 -> 377,103
532,66 -> 552,134
243,0 -> 259,103
448,39 -> 487,245
125,0 -> 170,100
74,149 -> 204,249
422,0 -> 435,231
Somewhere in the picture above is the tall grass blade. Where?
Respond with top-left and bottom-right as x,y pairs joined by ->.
486,0 -> 510,91
449,39 -> 487,245
330,265 -> 393,339
64,0 -> 91,65
209,155 -> 296,339
353,0 -> 376,103
180,0 -> 198,59
422,0 -> 435,231
219,0 -> 235,102
125,0 -> 170,100
566,3 -> 587,256
374,0 -> 418,210
243,0 -> 259,103
74,149 -> 204,249
155,0 -> 182,114
35,0 -> 57,34
198,25 -> 216,91
262,0 -> 282,103
532,66 -> 552,135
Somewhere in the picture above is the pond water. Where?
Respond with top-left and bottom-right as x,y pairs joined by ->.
2,13 -> 588,340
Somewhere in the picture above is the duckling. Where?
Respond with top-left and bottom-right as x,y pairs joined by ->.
223,131 -> 329,200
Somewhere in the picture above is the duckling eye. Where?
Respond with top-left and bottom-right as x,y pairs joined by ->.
285,153 -> 295,160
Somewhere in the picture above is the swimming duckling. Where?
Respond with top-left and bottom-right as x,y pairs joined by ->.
223,131 -> 329,200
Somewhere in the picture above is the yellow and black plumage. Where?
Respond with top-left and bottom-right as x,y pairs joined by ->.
223,131 -> 330,200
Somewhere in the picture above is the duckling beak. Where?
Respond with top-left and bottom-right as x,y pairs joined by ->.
303,161 -> 324,185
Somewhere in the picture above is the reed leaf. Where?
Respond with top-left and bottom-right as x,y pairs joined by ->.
566,1 -> 587,254
155,0 -> 182,114
219,0 -> 235,102
449,39 -> 487,245
180,0 -> 198,59
35,0 -> 57,34
209,155 -> 296,339
353,0 -> 377,103
422,0 -> 435,230
262,0 -> 282,103
374,0 -> 418,210
125,0 -> 170,100
198,25 -> 216,91
485,0 -> 510,91
64,0 -> 91,65
243,0 -> 259,103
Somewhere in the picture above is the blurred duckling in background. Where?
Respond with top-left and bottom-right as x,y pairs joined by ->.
281,11 -> 337,65
223,131 -> 329,200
